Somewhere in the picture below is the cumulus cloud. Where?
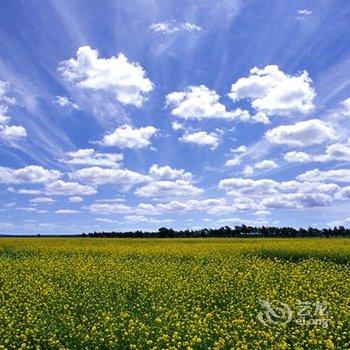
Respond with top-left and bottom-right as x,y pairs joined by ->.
100,124 -> 157,149
54,96 -> 79,109
179,131 -> 219,149
171,121 -> 185,131
265,119 -> 336,147
135,179 -> 203,198
297,9 -> 313,19
134,164 -> 202,198
219,178 -> 278,196
149,164 -> 192,181
297,168 -> 350,183
255,160 -> 278,170
225,145 -> 249,167
0,80 -> 27,143
252,160 -> 278,174
219,176 -> 338,209
58,46 -> 153,107
336,186 -> 350,200
69,196 -> 83,203
63,148 -> 123,168
229,65 -> 315,118
339,97 -> 350,116
284,151 -> 312,163
232,145 -> 248,154
150,21 -> 202,34
317,143 -> 350,162
0,166 -> 60,184
0,80 -> 15,111
94,218 -> 119,223
241,160 -> 278,177
142,198 -> 227,215
284,143 -> 350,163
30,197 -> 55,204
166,85 -> 243,120
263,193 -> 331,209
0,125 -> 27,142
55,209 -> 81,215
44,180 -> 97,196
225,157 -> 242,167
87,202 -> 132,214
7,187 -> 41,195
71,166 -> 148,188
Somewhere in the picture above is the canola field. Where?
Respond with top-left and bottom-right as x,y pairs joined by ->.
0,238 -> 349,350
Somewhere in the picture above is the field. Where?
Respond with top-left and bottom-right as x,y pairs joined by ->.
0,238 -> 349,349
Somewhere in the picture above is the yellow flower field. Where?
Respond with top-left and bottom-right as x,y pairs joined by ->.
0,238 -> 349,349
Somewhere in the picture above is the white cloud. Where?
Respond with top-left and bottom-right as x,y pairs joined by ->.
319,143 -> 350,162
241,160 -> 278,176
153,198 -> 226,214
94,218 -> 119,223
219,176 -> 338,210
166,85 -> 241,120
0,125 -> 27,142
124,215 -> 174,224
266,119 -> 336,147
179,131 -> 219,149
254,210 -> 271,216
149,164 -> 192,181
340,97 -> 350,116
263,193 -> 331,209
225,145 -> 249,167
55,209 -> 80,215
0,80 -> 26,143
58,46 -> 153,107
87,202 -> 132,214
219,178 -> 279,195
242,165 -> 254,177
45,180 -> 97,196
297,169 -> 350,183
63,148 -> 123,168
7,187 -> 41,195
150,21 -> 202,34
71,166 -> 148,188
135,164 -> 202,198
225,157 -> 242,167
171,121 -> 184,131
284,151 -> 312,163
0,81 -> 15,112
69,196 -> 83,203
329,97 -> 350,120
30,197 -> 55,204
254,160 -> 278,171
284,143 -> 350,163
0,166 -> 60,184
134,179 -> 203,198
232,145 -> 248,154
297,9 -> 313,17
54,96 -> 79,109
100,124 -> 157,149
336,186 -> 350,200
279,181 -> 339,195
229,65 -> 315,117
233,110 -> 270,124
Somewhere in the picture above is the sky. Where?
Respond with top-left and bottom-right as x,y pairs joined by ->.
1,0 -> 350,235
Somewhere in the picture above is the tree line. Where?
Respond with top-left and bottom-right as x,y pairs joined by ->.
83,225 -> 350,238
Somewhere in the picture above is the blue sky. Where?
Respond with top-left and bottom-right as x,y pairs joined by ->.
1,0 -> 350,234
